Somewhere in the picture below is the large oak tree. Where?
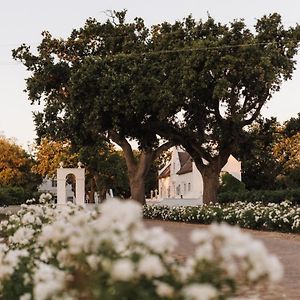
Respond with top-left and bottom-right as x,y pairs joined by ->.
13,11 -> 173,204
14,12 -> 300,204
149,13 -> 300,203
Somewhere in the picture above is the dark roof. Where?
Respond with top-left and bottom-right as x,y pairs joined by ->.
177,154 -> 193,175
178,151 -> 190,167
158,164 -> 171,179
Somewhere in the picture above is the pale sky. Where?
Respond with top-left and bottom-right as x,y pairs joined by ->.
1,0 -> 300,148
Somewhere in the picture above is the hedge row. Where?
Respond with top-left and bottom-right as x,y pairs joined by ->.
144,201 -> 300,233
0,186 -> 33,206
218,188 -> 300,204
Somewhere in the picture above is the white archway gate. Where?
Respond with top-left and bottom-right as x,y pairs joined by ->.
57,163 -> 85,205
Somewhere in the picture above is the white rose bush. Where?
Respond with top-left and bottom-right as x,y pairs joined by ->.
144,200 -> 300,233
0,195 -> 283,300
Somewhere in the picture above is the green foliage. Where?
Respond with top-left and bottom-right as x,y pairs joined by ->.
283,112 -> 300,137
240,118 -> 282,190
0,186 -> 31,206
217,188 -> 300,204
219,172 -> 245,193
273,132 -> 300,188
241,115 -> 300,190
78,145 -> 130,199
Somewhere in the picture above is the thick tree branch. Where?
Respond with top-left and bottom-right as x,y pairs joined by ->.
108,130 -> 137,171
153,141 -> 174,159
242,101 -> 265,126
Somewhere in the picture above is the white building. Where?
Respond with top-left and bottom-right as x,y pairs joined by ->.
158,147 -> 241,201
38,177 -> 75,202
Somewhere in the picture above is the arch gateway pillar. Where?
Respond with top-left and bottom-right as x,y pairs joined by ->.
57,163 -> 85,205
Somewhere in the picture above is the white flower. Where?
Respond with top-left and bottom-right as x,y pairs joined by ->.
99,198 -> 142,230
86,255 -> 101,270
9,227 -> 35,245
4,249 -> 29,267
22,212 -> 35,225
182,283 -> 218,300
190,230 -> 210,244
1,220 -> 8,227
111,258 -> 135,281
135,226 -> 177,254
138,255 -> 165,278
33,263 -> 66,300
20,293 -> 31,300
155,281 -> 174,297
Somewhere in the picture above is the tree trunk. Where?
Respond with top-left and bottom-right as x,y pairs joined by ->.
88,177 -> 95,203
99,188 -> 107,202
129,176 -> 146,204
126,152 -> 153,205
109,130 -> 173,205
202,169 -> 220,204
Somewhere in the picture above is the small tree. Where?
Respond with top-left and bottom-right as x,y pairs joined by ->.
0,135 -> 41,193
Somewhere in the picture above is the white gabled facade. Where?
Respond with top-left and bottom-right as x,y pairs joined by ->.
38,177 -> 75,201
158,147 -> 241,201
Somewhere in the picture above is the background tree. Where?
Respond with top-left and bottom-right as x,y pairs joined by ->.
77,143 -> 130,201
34,138 -> 130,200
0,135 -> 41,192
273,132 -> 300,188
239,118 -> 282,190
32,138 -> 78,177
283,112 -> 300,137
238,115 -> 300,190
150,13 -> 300,203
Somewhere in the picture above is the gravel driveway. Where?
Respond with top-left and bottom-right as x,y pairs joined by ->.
145,220 -> 300,300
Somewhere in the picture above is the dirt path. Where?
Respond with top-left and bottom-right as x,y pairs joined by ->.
144,220 -> 300,299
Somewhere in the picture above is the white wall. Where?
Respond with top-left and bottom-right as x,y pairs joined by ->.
38,177 -> 74,200
222,155 -> 242,181
158,148 -> 241,201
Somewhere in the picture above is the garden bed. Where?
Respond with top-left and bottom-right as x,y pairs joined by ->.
143,200 -> 300,233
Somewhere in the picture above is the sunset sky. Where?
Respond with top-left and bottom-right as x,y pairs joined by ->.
1,0 -> 299,147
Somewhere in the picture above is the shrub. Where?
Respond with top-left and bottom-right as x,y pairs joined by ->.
219,172 -> 246,193
218,188 -> 300,204
0,186 -> 29,206
144,200 -> 300,233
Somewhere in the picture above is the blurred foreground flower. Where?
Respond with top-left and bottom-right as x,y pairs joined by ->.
0,197 -> 282,300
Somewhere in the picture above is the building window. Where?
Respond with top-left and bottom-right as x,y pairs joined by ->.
51,179 -> 57,187
188,182 -> 191,192
184,183 -> 186,194
176,184 -> 181,195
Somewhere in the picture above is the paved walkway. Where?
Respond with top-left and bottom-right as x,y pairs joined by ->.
145,220 -> 300,300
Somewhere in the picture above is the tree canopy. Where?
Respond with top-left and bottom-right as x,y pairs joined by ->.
13,11 -> 300,203
240,115 -> 300,190
13,11 -> 174,204
0,136 -> 41,191
149,13 -> 300,202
